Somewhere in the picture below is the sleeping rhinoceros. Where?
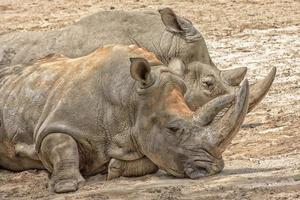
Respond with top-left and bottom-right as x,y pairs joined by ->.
0,44 -> 249,193
0,8 -> 274,113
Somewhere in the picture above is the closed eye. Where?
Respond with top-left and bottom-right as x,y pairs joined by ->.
167,126 -> 180,133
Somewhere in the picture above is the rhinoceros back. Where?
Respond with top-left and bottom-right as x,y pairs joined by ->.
0,58 -> 77,170
0,49 -> 110,149
0,10 -> 165,68
0,58 -> 69,143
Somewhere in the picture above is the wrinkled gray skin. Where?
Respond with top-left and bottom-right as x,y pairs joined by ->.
0,45 -> 249,193
0,8 -> 275,113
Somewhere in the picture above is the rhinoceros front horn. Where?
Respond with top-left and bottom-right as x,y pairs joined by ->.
220,67 -> 247,86
192,79 -> 249,154
248,67 -> 276,112
209,79 -> 249,154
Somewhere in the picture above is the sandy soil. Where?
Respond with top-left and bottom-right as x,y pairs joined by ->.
0,0 -> 299,199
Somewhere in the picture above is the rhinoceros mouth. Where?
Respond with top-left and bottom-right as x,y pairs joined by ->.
183,156 -> 224,179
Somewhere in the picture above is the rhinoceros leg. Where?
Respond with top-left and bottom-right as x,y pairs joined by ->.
107,157 -> 158,180
39,133 -> 85,193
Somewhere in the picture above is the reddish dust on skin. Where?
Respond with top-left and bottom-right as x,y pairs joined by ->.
128,45 -> 162,65
34,48 -> 108,67
33,45 -> 162,73
166,88 -> 194,117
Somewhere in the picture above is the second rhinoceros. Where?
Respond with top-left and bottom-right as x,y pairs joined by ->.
0,45 -> 249,193
0,8 -> 274,113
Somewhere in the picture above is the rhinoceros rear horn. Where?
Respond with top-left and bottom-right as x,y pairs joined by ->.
220,67 -> 247,86
158,7 -> 202,42
248,67 -> 276,112
130,57 -> 153,87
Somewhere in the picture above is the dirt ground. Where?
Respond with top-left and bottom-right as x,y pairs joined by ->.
0,0 -> 299,199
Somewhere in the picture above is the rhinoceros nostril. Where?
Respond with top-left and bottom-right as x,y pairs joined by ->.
184,167 -> 194,176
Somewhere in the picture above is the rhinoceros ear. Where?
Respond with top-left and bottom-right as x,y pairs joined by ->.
168,58 -> 186,77
130,57 -> 153,87
158,7 -> 202,42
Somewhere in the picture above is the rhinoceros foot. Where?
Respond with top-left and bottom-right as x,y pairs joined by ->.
107,158 -> 125,180
47,161 -> 85,193
50,177 -> 85,193
40,133 -> 86,193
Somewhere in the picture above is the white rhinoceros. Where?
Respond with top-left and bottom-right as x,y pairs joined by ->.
0,45 -> 249,193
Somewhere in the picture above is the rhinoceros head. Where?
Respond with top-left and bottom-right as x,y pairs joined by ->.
129,57 -> 249,178
170,59 -> 276,113
159,7 -> 276,113
170,59 -> 247,111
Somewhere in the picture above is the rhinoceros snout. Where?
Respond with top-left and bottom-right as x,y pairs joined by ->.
183,156 -> 224,179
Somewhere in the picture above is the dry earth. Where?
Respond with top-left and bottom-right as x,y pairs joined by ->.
0,0 -> 299,199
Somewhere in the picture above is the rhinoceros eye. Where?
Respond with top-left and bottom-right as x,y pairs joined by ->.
166,125 -> 187,138
165,118 -> 189,137
167,126 -> 180,133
